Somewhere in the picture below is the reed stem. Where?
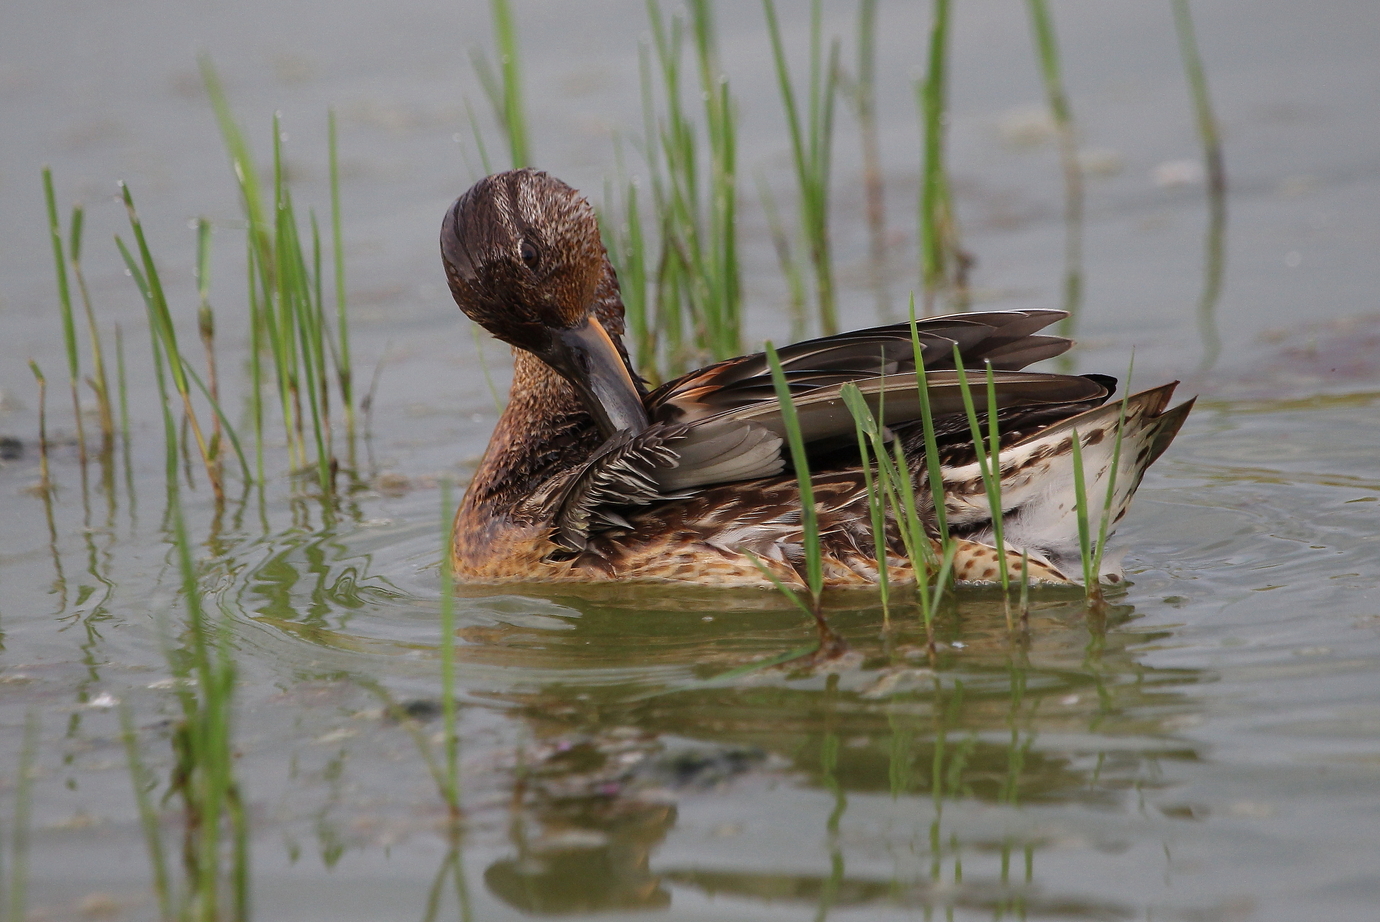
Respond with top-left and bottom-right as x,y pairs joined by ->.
849,0 -> 890,319
42,168 -> 88,465
5,714 -> 40,922
1025,0 -> 1084,338
950,353 -> 1012,598
29,362 -> 50,491
918,0 -> 964,311
481,0 -> 532,168
66,204 -> 116,449
439,482 -> 462,818
195,218 -> 224,485
764,342 -> 823,606
763,0 -> 840,336
1172,0 -> 1228,372
329,110 -> 357,458
641,0 -> 742,371
116,184 -> 225,502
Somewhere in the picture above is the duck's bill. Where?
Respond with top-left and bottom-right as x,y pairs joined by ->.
551,317 -> 649,436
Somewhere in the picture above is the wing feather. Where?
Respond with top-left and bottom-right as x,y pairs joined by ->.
550,309 -> 1120,547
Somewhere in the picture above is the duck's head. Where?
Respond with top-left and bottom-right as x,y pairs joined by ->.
441,169 -> 646,434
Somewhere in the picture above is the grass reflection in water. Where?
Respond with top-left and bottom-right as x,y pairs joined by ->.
233,520 -> 1204,918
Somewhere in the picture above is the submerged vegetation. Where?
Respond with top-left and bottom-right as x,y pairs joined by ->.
30,62 -> 365,922
124,482 -> 250,921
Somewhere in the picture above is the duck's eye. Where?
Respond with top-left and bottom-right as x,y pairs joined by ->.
519,238 -> 541,270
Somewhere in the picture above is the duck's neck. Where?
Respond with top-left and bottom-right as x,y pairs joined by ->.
459,254 -> 639,521
461,348 -> 603,521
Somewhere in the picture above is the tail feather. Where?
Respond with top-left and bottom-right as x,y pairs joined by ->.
1144,393 -> 1196,468
941,383 -> 1192,583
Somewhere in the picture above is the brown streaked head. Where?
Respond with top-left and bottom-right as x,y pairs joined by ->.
441,169 -> 648,435
441,169 -> 604,347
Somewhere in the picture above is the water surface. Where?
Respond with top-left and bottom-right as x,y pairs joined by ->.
2,1 -> 1379,920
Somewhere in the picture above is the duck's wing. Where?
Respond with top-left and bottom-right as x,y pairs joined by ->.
641,310 -> 1107,492
540,369 -> 1112,554
647,309 -> 1072,426
544,311 -> 1104,552
649,369 -> 1113,491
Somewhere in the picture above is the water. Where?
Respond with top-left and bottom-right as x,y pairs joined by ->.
2,1 -> 1379,919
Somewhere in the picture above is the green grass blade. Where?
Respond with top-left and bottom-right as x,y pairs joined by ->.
756,172 -> 808,340
5,713 -> 39,922
762,0 -> 807,237
925,539 -> 957,624
195,217 -> 224,467
305,210 -> 333,490
1025,0 -> 1084,336
1172,0 -> 1227,371
246,239 -> 266,486
328,110 -> 355,452
464,98 -> 495,177
1173,0 -> 1224,198
272,119 -> 310,471
1018,549 -> 1031,621
115,323 -> 132,458
763,0 -> 838,335
983,363 -> 1011,595
840,382 -> 889,622
200,57 -> 273,274
28,361 -> 51,491
743,550 -> 816,621
120,706 -> 173,919
439,482 -> 461,817
118,185 -> 226,499
489,0 -> 531,168
888,437 -> 937,576
907,296 -> 950,541
42,170 -> 78,388
1091,361 -> 1135,583
42,168 -> 88,463
918,0 -> 958,306
183,363 -> 252,487
764,342 -> 822,604
1069,427 -> 1095,591
66,202 -> 115,446
118,185 -> 185,395
114,236 -> 180,485
950,350 -> 1009,590
849,0 -> 890,319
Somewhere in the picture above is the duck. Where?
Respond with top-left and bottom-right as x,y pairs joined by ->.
441,168 -> 1193,588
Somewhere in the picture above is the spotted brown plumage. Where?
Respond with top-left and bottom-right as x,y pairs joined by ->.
442,169 -> 1194,588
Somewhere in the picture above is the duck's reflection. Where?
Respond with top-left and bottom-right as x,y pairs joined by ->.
481,720 -> 781,913
237,533 -> 1204,917
468,589 -> 1205,919
484,793 -> 675,913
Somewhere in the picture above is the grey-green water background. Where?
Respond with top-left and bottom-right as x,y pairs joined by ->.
2,1 -> 1379,919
